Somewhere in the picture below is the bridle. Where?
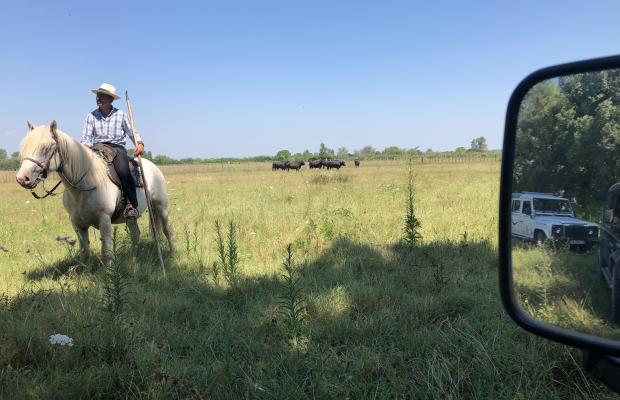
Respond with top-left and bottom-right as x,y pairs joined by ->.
26,132 -> 95,199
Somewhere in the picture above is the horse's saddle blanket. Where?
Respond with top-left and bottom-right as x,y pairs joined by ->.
91,143 -> 144,189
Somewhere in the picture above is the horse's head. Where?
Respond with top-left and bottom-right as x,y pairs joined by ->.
16,120 -> 63,189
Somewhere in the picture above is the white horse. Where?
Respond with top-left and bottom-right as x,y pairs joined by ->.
15,120 -> 173,267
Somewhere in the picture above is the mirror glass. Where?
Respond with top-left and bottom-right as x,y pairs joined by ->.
512,69 -> 620,341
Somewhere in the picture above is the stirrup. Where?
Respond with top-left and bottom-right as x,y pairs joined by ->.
124,204 -> 139,219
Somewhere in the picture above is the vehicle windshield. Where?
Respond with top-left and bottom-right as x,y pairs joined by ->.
533,198 -> 573,214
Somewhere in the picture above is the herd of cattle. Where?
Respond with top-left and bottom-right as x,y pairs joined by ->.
272,159 -> 360,171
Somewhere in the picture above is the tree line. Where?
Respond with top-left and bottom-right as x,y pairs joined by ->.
0,138 -> 493,170
514,69 -> 620,208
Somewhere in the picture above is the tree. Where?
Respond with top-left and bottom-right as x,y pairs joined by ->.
337,147 -> 349,157
470,137 -> 488,152
426,148 -> 433,153
355,145 -> 376,156
455,147 -> 467,153
302,149 -> 312,159
152,154 -> 176,165
292,152 -> 303,160
383,146 -> 403,156
276,150 -> 291,161
404,147 -> 422,155
319,143 -> 335,158
513,70 -> 620,206
0,149 -> 6,160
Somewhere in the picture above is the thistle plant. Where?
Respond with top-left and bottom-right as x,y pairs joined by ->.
214,220 -> 241,291
97,227 -> 135,359
183,221 -> 200,257
277,244 -> 306,338
403,155 -> 423,249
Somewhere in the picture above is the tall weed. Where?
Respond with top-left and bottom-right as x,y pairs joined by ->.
277,244 -> 306,339
214,220 -> 241,292
403,156 -> 423,249
97,227 -> 135,360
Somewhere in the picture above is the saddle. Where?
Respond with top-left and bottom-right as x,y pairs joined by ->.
91,143 -> 144,222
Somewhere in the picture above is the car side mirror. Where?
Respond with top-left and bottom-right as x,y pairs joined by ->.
500,55 -> 620,393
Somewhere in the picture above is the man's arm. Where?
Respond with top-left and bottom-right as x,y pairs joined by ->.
81,114 -> 94,148
122,113 -> 144,156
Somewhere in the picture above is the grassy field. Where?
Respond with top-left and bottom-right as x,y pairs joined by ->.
1,162 -> 618,399
512,239 -> 620,341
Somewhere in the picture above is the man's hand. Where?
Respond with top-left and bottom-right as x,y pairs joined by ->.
135,143 -> 144,157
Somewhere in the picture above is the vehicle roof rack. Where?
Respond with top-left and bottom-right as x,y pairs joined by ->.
521,191 -> 555,196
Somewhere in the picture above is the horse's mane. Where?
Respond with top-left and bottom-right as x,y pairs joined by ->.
20,124 -> 109,184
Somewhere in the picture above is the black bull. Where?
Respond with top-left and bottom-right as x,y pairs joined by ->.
325,160 -> 346,170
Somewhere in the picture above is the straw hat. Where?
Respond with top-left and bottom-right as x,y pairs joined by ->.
91,83 -> 121,100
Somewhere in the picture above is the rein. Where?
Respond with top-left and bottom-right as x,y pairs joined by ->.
27,134 -> 96,199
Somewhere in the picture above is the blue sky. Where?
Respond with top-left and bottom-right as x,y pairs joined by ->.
1,0 -> 620,159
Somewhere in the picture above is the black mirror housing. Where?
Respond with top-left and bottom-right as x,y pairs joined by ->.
499,55 -> 620,357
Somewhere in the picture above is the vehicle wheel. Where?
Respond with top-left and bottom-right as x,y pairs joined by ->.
597,249 -> 606,280
534,230 -> 547,246
613,266 -> 620,324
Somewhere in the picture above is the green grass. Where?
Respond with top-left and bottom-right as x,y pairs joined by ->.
512,239 -> 620,340
0,163 -> 618,399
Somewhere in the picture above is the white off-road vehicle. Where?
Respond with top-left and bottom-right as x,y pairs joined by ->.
511,192 -> 598,249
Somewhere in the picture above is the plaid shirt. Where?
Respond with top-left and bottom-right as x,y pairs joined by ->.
81,107 -> 142,147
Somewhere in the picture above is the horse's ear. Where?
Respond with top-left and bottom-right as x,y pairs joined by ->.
27,120 -> 36,131
50,120 -> 58,138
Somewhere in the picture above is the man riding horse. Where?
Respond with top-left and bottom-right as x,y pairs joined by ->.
81,83 -> 144,219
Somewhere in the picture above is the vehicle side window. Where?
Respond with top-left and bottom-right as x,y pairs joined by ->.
512,200 -> 521,212
522,201 -> 532,215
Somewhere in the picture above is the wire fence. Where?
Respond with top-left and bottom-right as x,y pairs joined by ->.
1,153 -> 501,182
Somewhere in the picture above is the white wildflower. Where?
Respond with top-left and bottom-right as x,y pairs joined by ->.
250,232 -> 256,235
171,189 -> 176,191
177,208 -> 181,211
49,334 -> 73,347
269,187 -> 273,189
26,201 -> 30,204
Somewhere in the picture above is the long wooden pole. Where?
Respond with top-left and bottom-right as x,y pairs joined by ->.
125,91 -> 166,276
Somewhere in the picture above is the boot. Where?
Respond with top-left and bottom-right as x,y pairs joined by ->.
124,204 -> 139,219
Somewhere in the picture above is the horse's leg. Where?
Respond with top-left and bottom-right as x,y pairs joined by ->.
148,210 -> 157,240
99,216 -> 113,267
126,219 -> 141,258
155,205 -> 174,252
73,223 -> 91,267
